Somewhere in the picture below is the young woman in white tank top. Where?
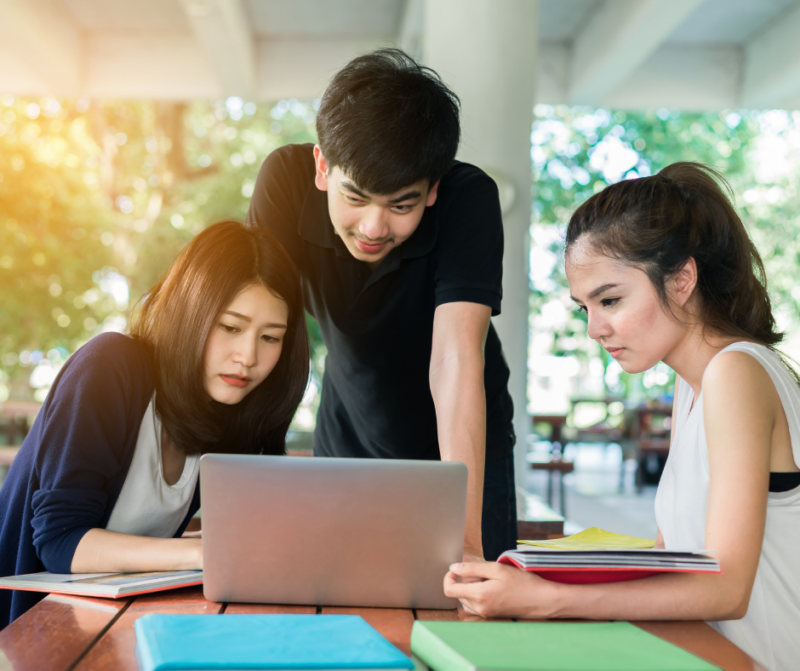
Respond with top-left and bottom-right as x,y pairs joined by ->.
444,163 -> 800,671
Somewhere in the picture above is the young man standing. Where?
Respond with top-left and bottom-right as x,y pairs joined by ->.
247,49 -> 516,561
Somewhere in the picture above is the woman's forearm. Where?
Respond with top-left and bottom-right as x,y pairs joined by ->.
545,571 -> 750,622
70,528 -> 202,573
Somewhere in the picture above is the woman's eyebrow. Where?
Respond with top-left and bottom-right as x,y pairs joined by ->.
569,283 -> 620,303
224,310 -> 286,329
588,283 -> 620,299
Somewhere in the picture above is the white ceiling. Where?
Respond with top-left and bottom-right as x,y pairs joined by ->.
2,0 -> 800,109
248,0 -> 405,37
666,0 -> 797,43
538,0 -> 600,41
59,0 -> 191,32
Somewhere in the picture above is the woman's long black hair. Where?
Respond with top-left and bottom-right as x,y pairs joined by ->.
129,221 -> 309,455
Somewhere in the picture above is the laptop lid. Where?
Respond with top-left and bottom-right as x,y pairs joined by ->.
200,455 -> 467,609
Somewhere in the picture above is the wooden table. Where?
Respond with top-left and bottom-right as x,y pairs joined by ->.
0,587 -> 766,671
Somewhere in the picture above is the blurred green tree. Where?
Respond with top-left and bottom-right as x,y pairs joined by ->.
0,98 -> 118,399
0,95 -> 324,404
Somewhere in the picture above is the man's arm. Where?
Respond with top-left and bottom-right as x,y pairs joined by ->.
430,301 -> 491,562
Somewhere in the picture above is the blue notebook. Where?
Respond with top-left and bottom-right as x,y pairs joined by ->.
134,614 -> 415,671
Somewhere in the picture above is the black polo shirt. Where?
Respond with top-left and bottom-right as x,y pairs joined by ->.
247,144 -> 514,462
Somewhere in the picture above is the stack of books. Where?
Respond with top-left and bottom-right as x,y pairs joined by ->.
498,527 -> 720,584
498,548 -> 720,584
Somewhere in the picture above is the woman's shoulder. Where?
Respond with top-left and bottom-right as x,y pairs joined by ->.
704,344 -> 772,386
71,332 -> 149,363
702,344 -> 784,418
36,333 -> 155,431
62,333 -> 153,385
704,342 -> 785,384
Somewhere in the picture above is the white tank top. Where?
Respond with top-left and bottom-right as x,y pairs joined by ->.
654,342 -> 800,671
106,395 -> 200,538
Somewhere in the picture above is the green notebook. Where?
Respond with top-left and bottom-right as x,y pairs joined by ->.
410,621 -> 721,671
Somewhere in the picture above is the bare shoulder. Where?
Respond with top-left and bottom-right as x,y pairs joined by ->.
702,349 -> 780,418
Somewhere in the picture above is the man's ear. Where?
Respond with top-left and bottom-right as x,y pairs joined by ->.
672,257 -> 698,308
313,145 -> 329,192
426,180 -> 440,207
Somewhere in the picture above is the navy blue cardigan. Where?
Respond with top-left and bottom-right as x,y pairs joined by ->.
0,333 -> 200,629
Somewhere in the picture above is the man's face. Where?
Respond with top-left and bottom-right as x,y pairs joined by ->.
313,145 -> 439,269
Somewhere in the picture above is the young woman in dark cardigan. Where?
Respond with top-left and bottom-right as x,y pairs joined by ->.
0,221 -> 309,628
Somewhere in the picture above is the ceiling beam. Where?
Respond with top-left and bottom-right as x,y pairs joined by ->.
605,44 -> 740,110
81,34 -> 390,101
87,34 -> 221,99
742,2 -> 800,108
0,0 -> 81,94
178,0 -> 256,99
257,37 -> 392,101
568,0 -> 704,105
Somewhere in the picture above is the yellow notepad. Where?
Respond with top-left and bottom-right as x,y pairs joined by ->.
518,527 -> 656,551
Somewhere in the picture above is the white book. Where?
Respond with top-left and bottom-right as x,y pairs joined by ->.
0,570 -> 203,599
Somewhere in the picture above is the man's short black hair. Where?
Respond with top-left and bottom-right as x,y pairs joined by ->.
316,48 -> 460,195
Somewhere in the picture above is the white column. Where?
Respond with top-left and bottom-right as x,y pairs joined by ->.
423,0 -> 538,489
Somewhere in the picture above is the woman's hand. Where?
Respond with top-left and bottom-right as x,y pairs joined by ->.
461,545 -> 484,564
444,561 -> 559,619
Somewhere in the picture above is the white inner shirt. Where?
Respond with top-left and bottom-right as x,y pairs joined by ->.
106,395 -> 200,538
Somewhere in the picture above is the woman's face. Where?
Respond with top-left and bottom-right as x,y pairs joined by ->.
565,241 -> 687,374
204,283 -> 289,404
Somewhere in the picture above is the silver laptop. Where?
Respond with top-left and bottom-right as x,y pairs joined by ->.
200,454 -> 467,609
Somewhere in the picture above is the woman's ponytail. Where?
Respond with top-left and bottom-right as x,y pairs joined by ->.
566,162 -> 782,347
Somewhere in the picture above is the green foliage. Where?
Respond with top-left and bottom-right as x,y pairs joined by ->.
0,95 -> 323,401
128,99 -> 319,298
0,98 -> 117,393
533,106 -> 757,227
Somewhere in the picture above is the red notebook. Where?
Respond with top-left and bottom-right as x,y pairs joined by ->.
0,570 -> 202,598
498,549 -> 720,584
